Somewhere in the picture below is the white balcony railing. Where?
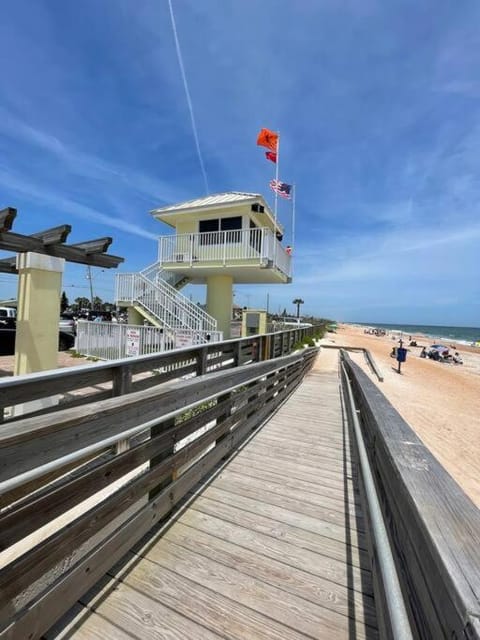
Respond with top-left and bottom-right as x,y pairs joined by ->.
158,227 -> 291,277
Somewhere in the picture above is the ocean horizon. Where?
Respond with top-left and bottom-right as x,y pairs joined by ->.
352,322 -> 480,345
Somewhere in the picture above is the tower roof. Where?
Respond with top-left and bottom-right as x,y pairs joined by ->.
150,192 -> 271,216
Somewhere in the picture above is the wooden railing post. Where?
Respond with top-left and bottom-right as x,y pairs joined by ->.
196,346 -> 208,377
233,341 -> 242,367
112,365 -> 132,453
270,334 -> 276,359
148,417 -> 176,500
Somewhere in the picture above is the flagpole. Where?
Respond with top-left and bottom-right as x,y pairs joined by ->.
273,131 -> 280,264
292,183 -> 296,249
290,183 -> 296,277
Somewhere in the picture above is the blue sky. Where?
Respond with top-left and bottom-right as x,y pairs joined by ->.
1,0 -> 479,326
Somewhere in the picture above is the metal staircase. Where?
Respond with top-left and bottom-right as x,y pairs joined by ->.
140,260 -> 191,291
115,262 -> 217,333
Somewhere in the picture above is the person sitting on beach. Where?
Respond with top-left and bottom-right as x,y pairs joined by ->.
420,347 -> 427,358
453,352 -> 463,365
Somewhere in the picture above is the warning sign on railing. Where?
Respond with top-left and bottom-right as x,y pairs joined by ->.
126,328 -> 141,356
175,331 -> 194,348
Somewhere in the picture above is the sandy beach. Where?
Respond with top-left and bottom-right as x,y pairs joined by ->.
321,324 -> 480,508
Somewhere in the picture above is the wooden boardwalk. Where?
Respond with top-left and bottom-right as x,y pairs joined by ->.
48,362 -> 378,639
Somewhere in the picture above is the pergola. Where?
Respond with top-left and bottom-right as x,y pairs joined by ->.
0,206 -> 124,398
0,207 -> 123,271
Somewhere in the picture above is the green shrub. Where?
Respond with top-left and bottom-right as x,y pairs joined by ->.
293,340 -> 305,350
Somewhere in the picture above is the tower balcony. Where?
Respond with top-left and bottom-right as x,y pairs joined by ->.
158,228 -> 291,284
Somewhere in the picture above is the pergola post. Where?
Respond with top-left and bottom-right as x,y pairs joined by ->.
14,252 -> 65,376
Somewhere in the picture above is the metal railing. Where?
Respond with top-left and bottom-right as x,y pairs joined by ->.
340,354 -> 413,640
340,350 -> 480,639
158,227 -> 292,277
115,272 -> 218,332
76,320 -> 223,360
140,260 -> 187,289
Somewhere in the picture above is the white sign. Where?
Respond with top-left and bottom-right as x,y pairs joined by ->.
175,331 -> 194,349
126,328 -> 141,357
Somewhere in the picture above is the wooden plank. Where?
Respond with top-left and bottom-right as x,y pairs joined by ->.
234,449 -> 358,493
192,495 -> 370,569
216,466 -> 363,522
139,537 -> 375,639
44,603 -> 133,640
242,441 -> 357,474
210,472 -> 365,533
254,431 -> 354,456
198,485 -> 368,551
225,459 -> 362,510
107,552 -> 312,640
232,454 -> 359,502
76,574 -> 224,639
179,508 -> 373,595
164,521 -> 377,629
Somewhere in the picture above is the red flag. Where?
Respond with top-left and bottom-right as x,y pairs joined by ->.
265,151 -> 277,164
257,128 -> 278,152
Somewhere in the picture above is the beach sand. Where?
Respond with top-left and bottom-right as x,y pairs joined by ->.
319,324 -> 480,508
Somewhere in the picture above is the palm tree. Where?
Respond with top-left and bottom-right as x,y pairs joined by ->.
292,298 -> 304,318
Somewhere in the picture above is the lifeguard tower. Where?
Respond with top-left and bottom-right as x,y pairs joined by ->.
115,192 -> 292,338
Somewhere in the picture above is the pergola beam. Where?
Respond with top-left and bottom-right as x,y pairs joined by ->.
0,257 -> 17,274
70,237 -> 113,254
31,225 -> 72,245
0,208 -> 17,233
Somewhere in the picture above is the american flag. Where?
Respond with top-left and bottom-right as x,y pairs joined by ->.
269,179 -> 292,199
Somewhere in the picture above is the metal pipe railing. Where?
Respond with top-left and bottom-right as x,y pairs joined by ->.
0,352 -> 307,496
340,356 -> 414,640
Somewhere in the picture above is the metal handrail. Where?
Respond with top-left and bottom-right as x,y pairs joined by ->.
0,352 -> 306,496
340,355 -> 414,640
140,260 -> 184,288
116,272 -> 217,332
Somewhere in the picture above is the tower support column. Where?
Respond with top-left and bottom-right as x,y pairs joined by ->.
206,274 -> 233,339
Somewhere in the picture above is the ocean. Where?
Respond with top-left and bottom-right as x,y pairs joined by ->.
355,323 -> 480,345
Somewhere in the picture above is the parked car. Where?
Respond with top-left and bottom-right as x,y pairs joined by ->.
59,313 -> 77,335
427,344 -> 449,361
0,327 -> 75,356
0,307 -> 16,328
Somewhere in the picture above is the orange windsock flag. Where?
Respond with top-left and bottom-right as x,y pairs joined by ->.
257,128 -> 278,152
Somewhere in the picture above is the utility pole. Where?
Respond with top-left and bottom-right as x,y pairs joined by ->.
86,266 -> 94,309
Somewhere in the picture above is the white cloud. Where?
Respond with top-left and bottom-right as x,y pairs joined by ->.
0,167 -> 158,241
